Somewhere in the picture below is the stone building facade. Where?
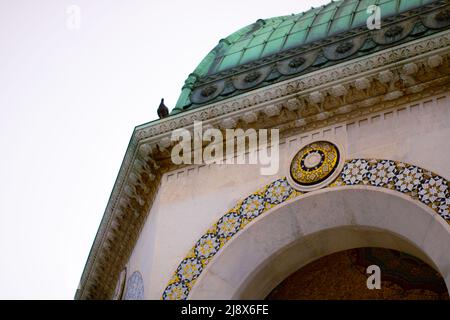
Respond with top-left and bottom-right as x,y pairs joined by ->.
76,0 -> 450,300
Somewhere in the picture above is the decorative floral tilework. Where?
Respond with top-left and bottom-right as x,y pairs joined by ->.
341,159 -> 371,185
176,257 -> 203,283
123,271 -> 144,300
162,159 -> 450,300
369,160 -> 397,187
195,234 -> 221,260
162,282 -> 189,300
418,176 -> 448,206
340,160 -> 450,222
239,194 -> 265,219
264,179 -> 293,205
438,198 -> 450,220
394,165 -> 423,193
216,212 -> 242,239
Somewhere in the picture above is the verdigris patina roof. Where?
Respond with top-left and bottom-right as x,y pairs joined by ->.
172,0 -> 447,114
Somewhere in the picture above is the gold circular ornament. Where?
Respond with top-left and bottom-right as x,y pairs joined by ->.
290,141 -> 341,189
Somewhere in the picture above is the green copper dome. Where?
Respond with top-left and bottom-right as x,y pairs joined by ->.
172,0 -> 440,114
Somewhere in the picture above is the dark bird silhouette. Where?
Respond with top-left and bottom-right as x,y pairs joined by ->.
157,98 -> 169,119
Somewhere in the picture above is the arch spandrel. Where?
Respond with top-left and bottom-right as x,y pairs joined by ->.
162,158 -> 450,300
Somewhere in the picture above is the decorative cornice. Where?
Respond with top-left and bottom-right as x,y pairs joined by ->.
136,30 -> 450,145
177,1 -> 450,110
76,29 -> 450,300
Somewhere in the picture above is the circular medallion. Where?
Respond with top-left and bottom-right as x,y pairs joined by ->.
289,141 -> 342,191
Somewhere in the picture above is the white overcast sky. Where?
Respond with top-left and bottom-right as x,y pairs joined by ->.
0,0 -> 329,299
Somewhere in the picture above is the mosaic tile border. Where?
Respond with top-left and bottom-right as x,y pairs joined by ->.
162,159 -> 450,300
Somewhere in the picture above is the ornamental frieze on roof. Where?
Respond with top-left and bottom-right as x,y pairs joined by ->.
172,0 -> 450,113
